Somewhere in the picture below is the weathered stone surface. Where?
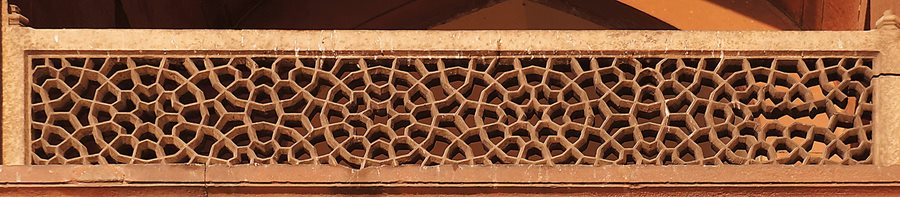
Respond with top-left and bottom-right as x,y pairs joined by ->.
3,27 -> 29,165
0,165 -> 204,183
3,165 -> 900,184
0,185 -> 896,196
0,187 -> 205,197
3,25 -> 900,195
2,28 -> 890,52
5,27 -> 895,166
1,165 -> 900,196
873,31 -> 900,75
875,76 -> 900,166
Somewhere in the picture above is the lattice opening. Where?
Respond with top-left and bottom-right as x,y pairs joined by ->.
28,56 -> 874,167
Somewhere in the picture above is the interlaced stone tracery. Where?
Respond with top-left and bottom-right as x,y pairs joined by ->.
28,55 -> 873,168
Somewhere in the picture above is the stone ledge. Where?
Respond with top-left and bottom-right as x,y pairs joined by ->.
7,27 -> 892,53
1,165 -> 900,185
0,165 -> 205,184
3,185 -> 900,196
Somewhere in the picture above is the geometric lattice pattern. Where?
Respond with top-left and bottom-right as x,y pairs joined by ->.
29,56 -> 873,167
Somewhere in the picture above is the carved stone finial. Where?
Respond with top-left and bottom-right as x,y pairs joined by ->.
876,10 -> 899,30
8,4 -> 29,26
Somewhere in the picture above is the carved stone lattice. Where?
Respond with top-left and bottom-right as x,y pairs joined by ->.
28,55 -> 873,167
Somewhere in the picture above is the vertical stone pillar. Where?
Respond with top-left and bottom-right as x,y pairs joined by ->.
875,10 -> 900,166
1,0 -> 8,165
1,1 -> 28,165
0,0 -> 6,165
876,76 -> 900,166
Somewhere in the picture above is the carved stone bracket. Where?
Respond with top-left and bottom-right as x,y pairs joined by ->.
876,10 -> 899,30
8,4 -> 29,27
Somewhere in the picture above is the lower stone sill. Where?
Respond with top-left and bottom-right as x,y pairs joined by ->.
2,165 -> 900,195
1,165 -> 899,185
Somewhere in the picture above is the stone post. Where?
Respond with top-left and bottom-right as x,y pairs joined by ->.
875,10 -> 900,166
1,2 -> 27,165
